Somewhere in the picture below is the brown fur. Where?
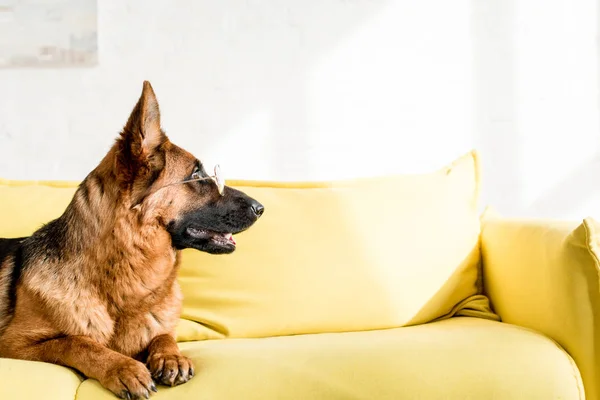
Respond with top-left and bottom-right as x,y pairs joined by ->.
0,82 -> 263,399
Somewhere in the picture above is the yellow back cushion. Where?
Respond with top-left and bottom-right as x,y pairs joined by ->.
0,151 -> 497,340
0,180 -> 81,238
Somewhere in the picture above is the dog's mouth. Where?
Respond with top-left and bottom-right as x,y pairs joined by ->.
186,227 -> 237,247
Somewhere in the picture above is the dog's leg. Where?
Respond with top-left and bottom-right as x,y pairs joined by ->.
11,335 -> 156,399
146,334 -> 194,386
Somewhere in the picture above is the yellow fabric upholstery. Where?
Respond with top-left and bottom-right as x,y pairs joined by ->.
0,152 -> 498,341
0,358 -> 82,400
73,317 -> 583,400
0,180 -> 79,238
482,214 -> 600,400
177,151 -> 496,339
2,152 -> 592,399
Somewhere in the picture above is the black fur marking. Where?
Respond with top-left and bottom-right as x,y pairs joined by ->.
0,238 -> 24,265
9,245 -> 23,313
147,166 -> 162,189
31,333 -> 68,347
78,181 -> 90,205
149,311 -> 162,326
94,174 -> 105,196
29,219 -> 70,261
0,238 -> 27,314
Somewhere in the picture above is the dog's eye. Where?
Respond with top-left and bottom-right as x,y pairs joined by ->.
191,167 -> 201,180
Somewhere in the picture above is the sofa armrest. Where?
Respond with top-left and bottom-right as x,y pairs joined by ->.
481,216 -> 600,400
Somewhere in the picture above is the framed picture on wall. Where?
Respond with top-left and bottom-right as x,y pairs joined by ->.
0,0 -> 97,68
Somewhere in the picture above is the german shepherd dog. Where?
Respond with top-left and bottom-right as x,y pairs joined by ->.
0,81 -> 264,399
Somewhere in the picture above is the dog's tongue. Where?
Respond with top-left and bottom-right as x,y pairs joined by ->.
224,233 -> 236,245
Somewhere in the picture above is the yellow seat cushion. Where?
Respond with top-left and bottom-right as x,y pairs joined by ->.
0,358 -> 82,400
0,152 -> 498,341
74,317 -> 583,400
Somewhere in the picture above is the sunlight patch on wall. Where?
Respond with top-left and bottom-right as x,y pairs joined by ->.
306,0 -> 474,179
515,0 -> 599,211
196,109 -> 274,181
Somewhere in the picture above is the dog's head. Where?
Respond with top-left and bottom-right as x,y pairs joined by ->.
106,81 -> 264,254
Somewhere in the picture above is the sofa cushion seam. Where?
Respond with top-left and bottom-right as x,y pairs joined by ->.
73,377 -> 85,400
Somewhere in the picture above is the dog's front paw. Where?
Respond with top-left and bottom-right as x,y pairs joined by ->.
147,353 -> 194,387
101,358 -> 157,399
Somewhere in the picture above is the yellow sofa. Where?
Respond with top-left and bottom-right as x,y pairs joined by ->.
0,151 -> 597,400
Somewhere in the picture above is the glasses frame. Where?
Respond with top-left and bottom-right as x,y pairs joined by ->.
151,164 -> 225,196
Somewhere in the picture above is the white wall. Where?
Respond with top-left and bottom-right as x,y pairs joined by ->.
0,0 -> 599,221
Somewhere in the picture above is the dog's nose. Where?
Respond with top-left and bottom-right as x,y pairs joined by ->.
251,201 -> 265,218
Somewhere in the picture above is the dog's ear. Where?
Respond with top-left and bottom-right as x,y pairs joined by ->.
121,81 -> 166,158
117,81 -> 167,182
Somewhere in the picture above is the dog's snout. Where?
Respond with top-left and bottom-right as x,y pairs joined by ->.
251,201 -> 264,218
